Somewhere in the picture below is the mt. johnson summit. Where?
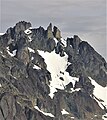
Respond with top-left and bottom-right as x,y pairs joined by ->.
0,21 -> 107,120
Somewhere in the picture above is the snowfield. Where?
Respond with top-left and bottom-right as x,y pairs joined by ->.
89,77 -> 107,109
89,77 -> 107,120
38,50 -> 79,98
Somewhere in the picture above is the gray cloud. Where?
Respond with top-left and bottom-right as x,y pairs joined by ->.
0,0 -> 106,60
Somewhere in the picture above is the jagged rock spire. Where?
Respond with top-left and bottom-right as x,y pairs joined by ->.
6,21 -> 32,34
47,23 -> 52,31
47,23 -> 62,40
0,21 -> 107,120
46,23 -> 54,39
14,21 -> 31,33
53,26 -> 61,40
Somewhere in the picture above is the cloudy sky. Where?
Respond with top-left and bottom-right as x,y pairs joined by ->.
0,0 -> 106,60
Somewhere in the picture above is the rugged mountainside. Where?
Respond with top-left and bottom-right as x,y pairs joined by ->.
0,21 -> 107,120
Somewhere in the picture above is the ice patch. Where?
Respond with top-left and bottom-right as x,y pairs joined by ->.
34,106 -> 54,117
61,109 -> 69,115
38,50 -> 79,99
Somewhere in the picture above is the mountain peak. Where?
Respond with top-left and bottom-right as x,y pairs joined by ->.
47,23 -> 52,31
47,23 -> 53,39
0,21 -> 107,120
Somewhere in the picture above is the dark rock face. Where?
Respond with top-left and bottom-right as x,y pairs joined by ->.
66,36 -> 107,87
30,26 -> 55,52
55,42 -> 65,57
0,21 -> 107,120
53,90 -> 104,120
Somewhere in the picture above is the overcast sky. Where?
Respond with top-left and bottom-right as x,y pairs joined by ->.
0,0 -> 106,60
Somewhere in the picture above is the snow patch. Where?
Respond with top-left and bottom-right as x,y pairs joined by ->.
10,74 -> 17,79
93,96 -> 104,109
12,50 -> 17,56
70,88 -> 81,93
89,77 -> 107,109
34,106 -> 54,117
102,113 -> 107,120
54,38 -> 58,44
0,84 -> 2,87
61,38 -> 66,47
24,28 -> 32,42
71,117 -> 75,119
31,56 -> 34,60
0,51 -> 3,54
67,62 -> 71,66
28,36 -> 32,42
28,47 -> 35,53
0,33 -> 4,36
33,65 -> 41,70
94,114 -> 97,117
24,29 -> 32,34
38,50 -> 79,99
7,47 -> 17,57
61,109 -> 69,115
2,55 -> 6,58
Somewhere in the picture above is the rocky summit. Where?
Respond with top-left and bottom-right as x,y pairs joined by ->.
0,21 -> 107,120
